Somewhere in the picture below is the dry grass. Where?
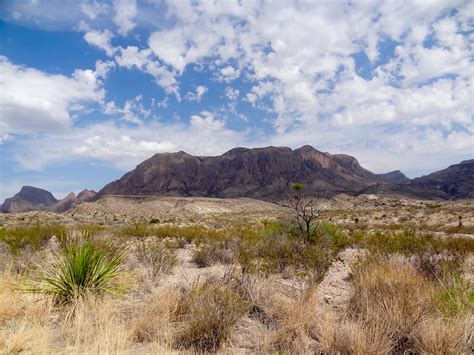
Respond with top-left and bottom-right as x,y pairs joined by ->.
348,256 -> 473,354
173,280 -> 248,351
266,286 -> 319,353
350,258 -> 436,352
0,216 -> 472,354
316,317 -> 392,354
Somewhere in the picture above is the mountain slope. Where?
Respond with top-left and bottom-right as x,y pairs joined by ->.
377,170 -> 411,184
362,160 -> 474,199
1,187 -> 97,213
1,186 -> 58,213
410,159 -> 474,198
96,146 -> 381,200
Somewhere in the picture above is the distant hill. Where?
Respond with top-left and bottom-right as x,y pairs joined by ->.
95,145 -> 382,200
1,186 -> 58,213
1,187 -> 96,213
363,160 -> 474,199
377,170 -> 411,184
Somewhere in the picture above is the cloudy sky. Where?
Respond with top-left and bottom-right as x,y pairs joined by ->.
0,0 -> 473,200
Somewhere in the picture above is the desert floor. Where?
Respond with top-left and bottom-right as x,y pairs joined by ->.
0,195 -> 473,353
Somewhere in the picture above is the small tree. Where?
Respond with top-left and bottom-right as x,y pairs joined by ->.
282,183 -> 330,243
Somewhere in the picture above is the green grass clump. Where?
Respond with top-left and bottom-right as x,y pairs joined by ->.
27,240 -> 125,303
435,271 -> 474,319
0,224 -> 66,254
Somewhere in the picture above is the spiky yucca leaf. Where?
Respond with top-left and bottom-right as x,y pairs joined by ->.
28,241 -> 125,303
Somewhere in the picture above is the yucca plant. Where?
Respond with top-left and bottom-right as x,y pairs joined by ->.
27,241 -> 126,304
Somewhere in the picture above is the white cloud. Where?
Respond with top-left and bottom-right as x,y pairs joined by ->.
148,28 -> 188,73
95,60 -> 115,78
12,118 -> 248,171
115,46 -> 152,69
0,56 -> 105,136
113,0 -> 137,36
84,29 -> 115,56
219,65 -> 240,82
103,95 -> 151,125
186,85 -> 208,102
2,1 -> 473,179
0,134 -> 14,144
80,0 -> 108,20
225,87 -> 239,101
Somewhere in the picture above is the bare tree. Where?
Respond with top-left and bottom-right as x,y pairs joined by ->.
281,183 -> 330,243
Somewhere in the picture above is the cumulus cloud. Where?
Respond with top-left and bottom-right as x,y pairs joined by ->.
2,0 -> 473,178
0,56 -> 105,136
103,95 -> 151,125
219,65 -> 240,82
186,85 -> 208,102
84,29 -> 115,56
80,0 -> 108,20
13,118 -> 248,171
113,0 -> 137,36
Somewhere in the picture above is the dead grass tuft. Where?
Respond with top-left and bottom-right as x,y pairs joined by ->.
173,280 -> 248,351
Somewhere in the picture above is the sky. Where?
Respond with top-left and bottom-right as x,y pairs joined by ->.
0,0 -> 473,201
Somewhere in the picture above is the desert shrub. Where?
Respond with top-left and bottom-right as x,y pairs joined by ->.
73,223 -> 105,236
236,227 -> 334,277
118,223 -> 153,238
135,240 -> 177,278
192,245 -> 215,268
360,230 -> 474,261
173,281 -> 247,351
26,240 -> 126,304
0,224 -> 67,254
444,224 -> 474,234
318,223 -> 350,252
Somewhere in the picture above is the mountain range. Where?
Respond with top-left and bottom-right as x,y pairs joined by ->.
1,186 -> 96,213
1,146 -> 473,213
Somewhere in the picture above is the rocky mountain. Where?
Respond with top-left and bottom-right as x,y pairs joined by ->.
96,146 -> 382,200
409,159 -> 474,198
1,186 -> 58,213
363,160 -> 474,199
2,149 -> 471,213
1,187 -> 97,213
377,170 -> 411,184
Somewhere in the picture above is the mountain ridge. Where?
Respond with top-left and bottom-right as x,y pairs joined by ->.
95,145 -> 382,201
2,147 -> 472,213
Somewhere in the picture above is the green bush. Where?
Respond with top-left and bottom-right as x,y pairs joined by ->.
27,240 -> 126,304
0,224 -> 67,254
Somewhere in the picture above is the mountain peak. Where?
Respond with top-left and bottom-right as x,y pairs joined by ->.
2,186 -> 57,213
96,146 -> 380,200
377,170 -> 411,184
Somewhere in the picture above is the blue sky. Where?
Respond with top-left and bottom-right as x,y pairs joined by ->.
0,0 -> 473,201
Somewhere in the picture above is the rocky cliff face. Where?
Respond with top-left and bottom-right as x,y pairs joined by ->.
96,146 -> 381,200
